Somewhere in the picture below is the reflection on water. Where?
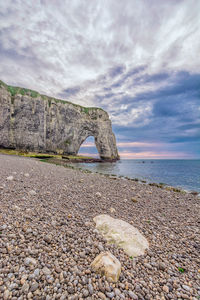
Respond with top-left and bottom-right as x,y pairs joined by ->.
76,159 -> 200,192
90,162 -> 121,174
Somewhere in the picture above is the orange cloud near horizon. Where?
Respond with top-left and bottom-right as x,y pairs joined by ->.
78,152 -> 98,157
80,141 -> 163,148
117,142 -> 163,147
79,141 -> 193,159
78,151 -> 192,159
118,151 -> 193,159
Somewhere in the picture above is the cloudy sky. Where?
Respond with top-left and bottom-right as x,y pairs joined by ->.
0,0 -> 200,158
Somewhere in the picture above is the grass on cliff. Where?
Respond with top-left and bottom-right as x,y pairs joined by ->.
0,80 -> 106,115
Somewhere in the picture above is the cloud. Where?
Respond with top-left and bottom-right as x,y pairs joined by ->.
0,0 -> 200,158
119,151 -> 194,159
59,86 -> 81,98
1,0 -> 200,93
78,150 -> 193,159
79,137 -> 199,159
81,141 -> 163,148
109,65 -> 125,78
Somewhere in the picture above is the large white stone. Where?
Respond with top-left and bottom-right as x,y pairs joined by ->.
93,214 -> 149,257
91,251 -> 121,282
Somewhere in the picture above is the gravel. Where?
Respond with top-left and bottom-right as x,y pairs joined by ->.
0,153 -> 199,299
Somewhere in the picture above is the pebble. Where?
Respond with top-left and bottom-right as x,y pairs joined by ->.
22,282 -> 29,293
3,290 -> 10,300
82,288 -> 89,297
163,285 -> 169,293
114,288 -> 121,296
24,257 -> 37,266
0,154 -> 199,300
110,207 -> 116,213
88,283 -> 93,295
98,292 -> 107,299
106,291 -> 115,298
42,266 -> 51,275
128,291 -> 138,299
68,286 -> 74,294
159,262 -> 167,271
33,268 -> 40,277
30,282 -> 39,292
29,190 -> 36,196
131,197 -> 138,203
182,285 -> 191,292
96,192 -> 102,198
44,235 -> 52,243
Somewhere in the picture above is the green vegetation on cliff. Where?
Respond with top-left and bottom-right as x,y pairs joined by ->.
0,80 -> 106,115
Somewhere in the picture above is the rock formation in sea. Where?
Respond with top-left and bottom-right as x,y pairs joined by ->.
0,80 -> 119,160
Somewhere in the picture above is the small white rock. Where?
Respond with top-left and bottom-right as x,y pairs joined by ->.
91,251 -> 121,282
22,282 -> 29,293
128,291 -> 138,299
14,205 -> 20,211
114,288 -> 121,296
163,285 -> 169,293
182,285 -> 191,292
3,289 -> 10,300
24,173 -> 30,177
24,257 -> 37,267
33,268 -> 40,277
95,192 -> 102,198
42,266 -> 51,275
29,190 -> 36,196
6,176 -> 14,181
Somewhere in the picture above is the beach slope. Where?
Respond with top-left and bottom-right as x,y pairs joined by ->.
0,154 -> 199,299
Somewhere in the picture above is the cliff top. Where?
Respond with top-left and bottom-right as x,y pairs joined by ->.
0,79 -> 106,116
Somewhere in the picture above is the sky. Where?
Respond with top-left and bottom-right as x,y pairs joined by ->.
0,0 -> 200,159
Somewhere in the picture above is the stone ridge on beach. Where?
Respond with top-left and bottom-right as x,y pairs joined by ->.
0,80 -> 119,160
0,154 -> 200,299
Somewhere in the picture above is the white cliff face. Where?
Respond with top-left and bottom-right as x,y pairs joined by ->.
0,82 -> 119,160
93,215 -> 149,257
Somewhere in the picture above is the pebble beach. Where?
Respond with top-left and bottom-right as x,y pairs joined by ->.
0,154 -> 199,300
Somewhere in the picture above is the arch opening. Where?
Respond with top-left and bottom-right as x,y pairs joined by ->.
78,136 -> 100,158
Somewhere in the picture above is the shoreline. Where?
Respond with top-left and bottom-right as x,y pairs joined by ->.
39,157 -> 200,197
0,148 -> 199,195
0,153 -> 199,299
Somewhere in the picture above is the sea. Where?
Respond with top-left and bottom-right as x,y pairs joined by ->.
75,159 -> 200,193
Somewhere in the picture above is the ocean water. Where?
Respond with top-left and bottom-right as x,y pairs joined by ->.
76,159 -> 200,192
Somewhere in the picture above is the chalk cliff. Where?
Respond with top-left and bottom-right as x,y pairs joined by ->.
0,80 -> 119,160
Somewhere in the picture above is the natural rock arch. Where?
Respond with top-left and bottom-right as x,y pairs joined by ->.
0,81 -> 119,160
78,136 -> 99,157
57,111 -> 119,160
